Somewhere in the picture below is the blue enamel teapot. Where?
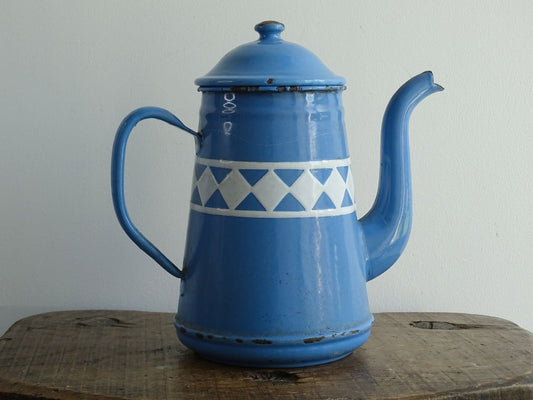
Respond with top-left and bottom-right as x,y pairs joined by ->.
111,21 -> 442,367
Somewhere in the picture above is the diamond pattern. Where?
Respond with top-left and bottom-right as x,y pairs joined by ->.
275,193 -> 305,211
195,164 -> 207,180
190,159 -> 355,217
313,192 -> 336,210
239,169 -> 268,186
310,168 -> 332,185
218,170 -> 250,209
190,187 -> 202,205
337,166 -> 349,182
252,171 -> 288,211
210,166 -> 232,183
341,189 -> 353,207
290,170 -> 323,210
323,169 -> 347,208
346,168 -> 355,203
274,169 -> 304,187
205,189 -> 228,209
196,168 -> 217,205
236,193 -> 265,211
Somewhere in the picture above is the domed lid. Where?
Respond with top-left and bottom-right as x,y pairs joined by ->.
195,21 -> 345,91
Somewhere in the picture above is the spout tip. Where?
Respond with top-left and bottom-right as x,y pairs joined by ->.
422,70 -> 444,92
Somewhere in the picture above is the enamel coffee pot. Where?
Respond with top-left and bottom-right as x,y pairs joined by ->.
111,21 -> 442,367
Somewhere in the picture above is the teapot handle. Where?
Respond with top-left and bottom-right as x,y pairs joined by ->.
111,107 -> 199,279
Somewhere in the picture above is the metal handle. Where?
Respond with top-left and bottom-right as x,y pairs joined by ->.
111,106 -> 199,279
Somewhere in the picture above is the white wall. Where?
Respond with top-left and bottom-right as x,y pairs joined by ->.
1,1 -> 532,335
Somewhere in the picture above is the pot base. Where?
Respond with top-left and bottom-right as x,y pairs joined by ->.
174,316 -> 373,368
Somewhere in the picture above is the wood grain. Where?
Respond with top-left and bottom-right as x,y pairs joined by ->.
0,311 -> 531,399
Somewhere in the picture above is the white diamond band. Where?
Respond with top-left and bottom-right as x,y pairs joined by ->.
190,157 -> 355,218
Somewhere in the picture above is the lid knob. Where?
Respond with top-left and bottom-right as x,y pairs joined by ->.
254,21 -> 285,41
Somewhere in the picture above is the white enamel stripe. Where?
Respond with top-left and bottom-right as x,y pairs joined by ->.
195,157 -> 351,169
190,157 -> 356,218
189,203 -> 355,218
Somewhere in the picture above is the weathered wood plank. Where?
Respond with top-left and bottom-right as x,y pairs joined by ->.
0,311 -> 531,399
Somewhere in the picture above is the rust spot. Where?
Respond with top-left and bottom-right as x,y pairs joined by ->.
273,86 -> 297,92
179,327 -> 186,334
230,86 -> 258,92
195,333 -> 204,339
303,336 -> 325,344
252,339 -> 273,345
207,335 -> 214,340
235,338 -> 243,343
266,78 -> 274,84
350,330 -> 360,335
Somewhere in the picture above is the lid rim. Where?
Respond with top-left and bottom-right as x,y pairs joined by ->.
197,85 -> 346,93
195,76 -> 346,87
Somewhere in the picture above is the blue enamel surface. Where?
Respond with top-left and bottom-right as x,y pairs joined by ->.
204,190 -> 228,209
274,193 -> 305,211
236,193 -> 265,211
194,164 -> 207,180
274,169 -> 304,186
239,169 -> 268,185
310,168 -> 333,184
341,190 -> 353,207
360,72 -> 443,281
111,107 -> 199,279
178,211 -> 370,331
175,210 -> 371,366
313,192 -> 336,210
195,21 -> 345,88
209,166 -> 232,183
337,165 -> 350,181
197,90 -> 348,162
190,188 -> 202,206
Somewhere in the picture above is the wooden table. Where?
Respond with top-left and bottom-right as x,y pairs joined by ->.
0,311 -> 531,399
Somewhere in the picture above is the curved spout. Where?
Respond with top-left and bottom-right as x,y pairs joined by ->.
360,71 -> 443,281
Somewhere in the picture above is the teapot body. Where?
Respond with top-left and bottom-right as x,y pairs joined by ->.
111,21 -> 442,368
175,89 -> 373,367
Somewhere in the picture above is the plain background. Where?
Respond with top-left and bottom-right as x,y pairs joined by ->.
1,1 -> 532,336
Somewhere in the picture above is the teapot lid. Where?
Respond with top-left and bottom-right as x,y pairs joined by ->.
195,21 -> 346,91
